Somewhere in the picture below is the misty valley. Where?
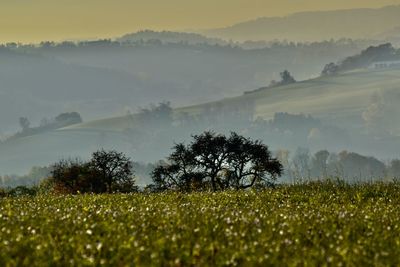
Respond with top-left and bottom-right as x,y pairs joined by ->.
1,40 -> 400,185
2,3 -> 400,266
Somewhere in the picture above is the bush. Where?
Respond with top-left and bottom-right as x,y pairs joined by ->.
50,150 -> 137,194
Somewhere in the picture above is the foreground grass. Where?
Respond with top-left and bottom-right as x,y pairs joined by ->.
1,182 -> 400,266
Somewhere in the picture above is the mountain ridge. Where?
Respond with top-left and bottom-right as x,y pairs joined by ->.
204,5 -> 400,42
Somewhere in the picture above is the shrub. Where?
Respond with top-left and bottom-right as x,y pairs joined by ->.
50,150 -> 137,194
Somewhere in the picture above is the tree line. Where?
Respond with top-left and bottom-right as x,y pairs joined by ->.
321,43 -> 400,76
1,132 -> 282,196
278,148 -> 400,183
2,37 -> 368,52
1,112 -> 83,143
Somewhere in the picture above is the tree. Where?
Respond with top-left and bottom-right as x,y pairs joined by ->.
151,131 -> 282,191
337,151 -> 386,181
89,149 -> 135,193
311,150 -> 330,178
152,143 -> 205,192
337,43 -> 398,72
152,164 -> 180,191
138,102 -> 173,124
50,150 -> 136,194
55,112 -> 82,126
51,158 -> 96,194
225,133 -> 282,189
321,62 -> 339,76
279,70 -> 296,85
292,147 -> 311,180
190,132 -> 229,191
19,117 -> 30,131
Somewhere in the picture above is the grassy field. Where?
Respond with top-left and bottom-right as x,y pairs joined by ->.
1,182 -> 400,266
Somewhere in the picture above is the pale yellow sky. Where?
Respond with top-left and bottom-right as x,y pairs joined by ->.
1,0 -> 400,43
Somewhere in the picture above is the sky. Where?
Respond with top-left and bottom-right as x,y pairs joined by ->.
1,0 -> 400,43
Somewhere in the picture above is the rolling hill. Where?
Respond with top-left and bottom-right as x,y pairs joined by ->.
66,67 -> 400,133
0,40 -> 363,134
0,47 -> 151,133
2,67 -> 400,175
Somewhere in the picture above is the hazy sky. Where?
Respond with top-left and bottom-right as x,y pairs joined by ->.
1,0 -> 400,43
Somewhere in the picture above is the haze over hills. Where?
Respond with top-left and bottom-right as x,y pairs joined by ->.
205,5 -> 400,42
68,67 -> 400,140
2,5 -> 400,179
0,47 -> 150,133
2,65 -> 400,176
0,40 -> 363,134
3,5 -> 400,135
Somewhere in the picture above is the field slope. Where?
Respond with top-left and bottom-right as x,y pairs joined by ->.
68,67 -> 400,132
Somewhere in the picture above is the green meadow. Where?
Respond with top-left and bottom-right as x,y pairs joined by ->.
1,181 -> 400,266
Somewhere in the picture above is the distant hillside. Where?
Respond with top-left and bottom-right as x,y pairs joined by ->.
67,67 -> 400,159
117,30 -> 228,45
320,43 -> 400,76
0,47 -> 150,133
3,67 -> 400,175
0,40 -> 363,133
205,5 -> 400,42
74,68 -> 400,133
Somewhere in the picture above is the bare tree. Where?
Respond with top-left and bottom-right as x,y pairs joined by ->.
151,132 -> 283,191
90,149 -> 135,193
225,133 -> 282,189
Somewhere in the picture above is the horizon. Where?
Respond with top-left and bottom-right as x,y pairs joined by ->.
1,1 -> 400,43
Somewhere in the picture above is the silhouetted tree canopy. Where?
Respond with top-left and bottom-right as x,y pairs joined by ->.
90,149 -> 135,193
55,112 -> 82,125
51,159 -> 96,193
321,43 -> 400,75
321,62 -> 339,76
50,150 -> 137,194
8,112 -> 83,141
279,70 -> 296,85
151,131 -> 283,192
138,102 -> 173,125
